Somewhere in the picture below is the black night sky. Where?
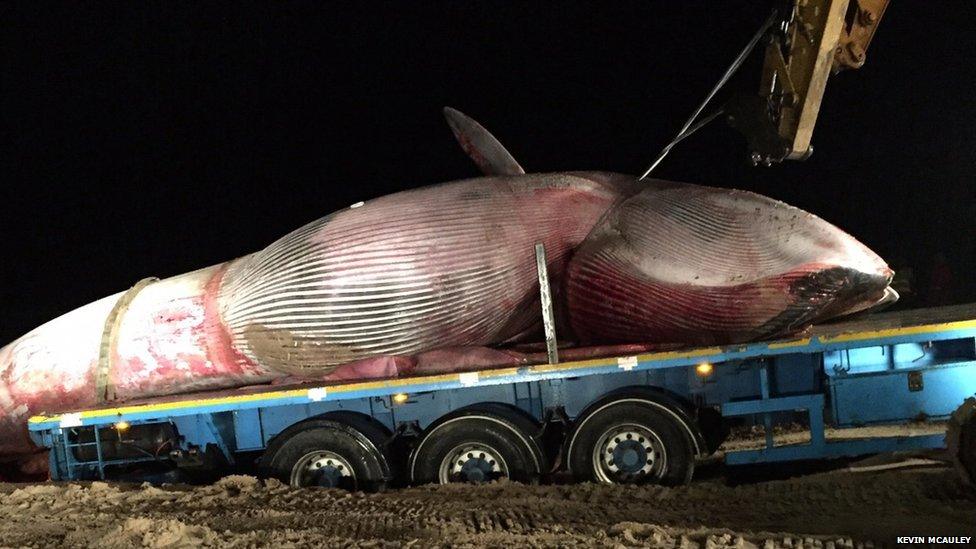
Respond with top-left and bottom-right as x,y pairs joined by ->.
3,2 -> 975,344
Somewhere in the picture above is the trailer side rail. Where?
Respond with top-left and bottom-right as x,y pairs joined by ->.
29,315 -> 976,431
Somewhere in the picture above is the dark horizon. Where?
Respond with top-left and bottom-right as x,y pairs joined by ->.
3,2 -> 975,344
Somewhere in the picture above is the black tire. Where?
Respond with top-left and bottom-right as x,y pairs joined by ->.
948,397 -> 976,486
471,403 -> 548,471
260,417 -> 391,491
409,405 -> 545,484
567,399 -> 695,486
962,420 -> 976,487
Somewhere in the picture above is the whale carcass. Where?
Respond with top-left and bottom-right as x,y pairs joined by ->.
0,108 -> 894,462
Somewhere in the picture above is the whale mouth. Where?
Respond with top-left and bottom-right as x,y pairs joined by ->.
878,286 -> 900,307
799,267 -> 897,325
746,267 -> 889,336
831,284 -> 900,319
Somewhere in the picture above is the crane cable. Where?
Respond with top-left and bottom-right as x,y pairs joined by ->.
638,10 -> 779,180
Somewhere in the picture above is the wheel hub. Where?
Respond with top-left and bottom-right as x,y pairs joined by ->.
439,443 -> 508,483
593,424 -> 667,483
612,439 -> 648,471
291,450 -> 356,488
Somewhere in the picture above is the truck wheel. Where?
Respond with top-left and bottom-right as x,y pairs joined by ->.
409,405 -> 545,484
947,397 -> 976,487
567,399 -> 695,485
260,417 -> 391,491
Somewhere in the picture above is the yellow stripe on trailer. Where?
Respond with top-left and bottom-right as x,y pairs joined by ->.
767,338 -> 812,349
27,315 -> 976,426
819,319 -> 976,343
27,366 -> 521,425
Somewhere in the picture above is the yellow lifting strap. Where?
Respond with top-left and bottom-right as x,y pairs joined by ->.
96,277 -> 159,403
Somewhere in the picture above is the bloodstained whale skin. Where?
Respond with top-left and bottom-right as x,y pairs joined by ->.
0,115 -> 895,465
0,172 -> 632,457
219,172 -> 631,374
566,180 -> 893,346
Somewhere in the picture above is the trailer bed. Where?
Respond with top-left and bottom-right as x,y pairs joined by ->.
26,304 -> 976,481
28,304 -> 976,430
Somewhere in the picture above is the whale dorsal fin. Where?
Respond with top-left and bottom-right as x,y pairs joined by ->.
444,107 -> 525,176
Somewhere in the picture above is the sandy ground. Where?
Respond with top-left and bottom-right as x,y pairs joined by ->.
0,465 -> 972,548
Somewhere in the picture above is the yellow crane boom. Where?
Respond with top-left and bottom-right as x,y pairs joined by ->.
729,0 -> 889,164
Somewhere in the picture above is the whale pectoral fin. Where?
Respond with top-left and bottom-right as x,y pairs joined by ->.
413,346 -> 528,374
268,355 -> 417,384
443,107 -> 525,176
323,355 -> 417,381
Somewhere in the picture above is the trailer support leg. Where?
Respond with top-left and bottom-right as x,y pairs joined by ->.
535,243 -> 559,365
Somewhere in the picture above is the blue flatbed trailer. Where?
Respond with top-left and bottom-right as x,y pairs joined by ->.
27,304 -> 976,488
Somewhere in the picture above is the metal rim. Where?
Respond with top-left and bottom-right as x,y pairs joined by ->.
290,450 -> 357,489
592,422 -> 667,484
566,398 -> 702,460
409,414 -> 542,482
437,442 -> 509,484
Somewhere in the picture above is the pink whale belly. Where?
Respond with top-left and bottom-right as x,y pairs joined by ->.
0,173 -> 893,465
0,173 -> 627,459
567,181 -> 892,345
215,173 -> 626,375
